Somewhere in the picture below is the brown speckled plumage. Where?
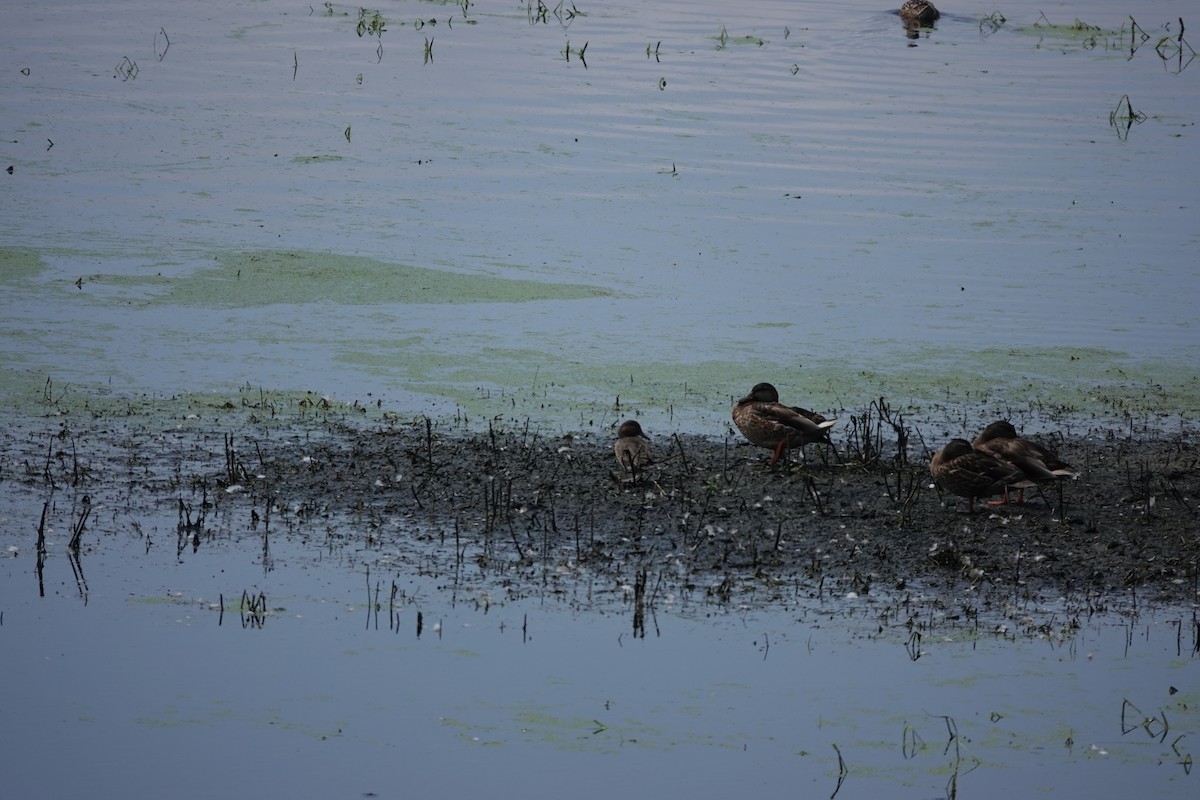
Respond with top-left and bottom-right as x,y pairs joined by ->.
899,0 -> 940,25
972,420 -> 1076,503
732,382 -> 836,466
930,438 -> 1031,512
614,419 -> 653,478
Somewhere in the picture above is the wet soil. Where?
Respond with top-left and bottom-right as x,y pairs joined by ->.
293,419 -> 1200,606
9,400 -> 1200,614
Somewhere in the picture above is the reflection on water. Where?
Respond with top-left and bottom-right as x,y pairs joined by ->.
2,484 -> 1197,800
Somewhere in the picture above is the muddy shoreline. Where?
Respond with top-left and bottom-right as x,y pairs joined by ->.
233,409 -> 1200,610
9,398 -> 1200,614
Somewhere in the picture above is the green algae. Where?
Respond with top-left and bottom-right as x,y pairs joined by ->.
0,248 -> 48,283
1,243 -> 1193,437
3,330 -> 1194,447
398,345 -> 1200,432
86,250 -> 609,308
0,366 -> 370,435
291,155 -> 345,164
1022,21 -> 1117,39
0,246 -> 607,309
1016,16 -> 1122,48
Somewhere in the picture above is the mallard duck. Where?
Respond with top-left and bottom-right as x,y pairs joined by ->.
732,382 -> 836,466
930,438 -> 1032,512
899,0 -> 940,25
972,420 -> 1076,503
614,419 -> 653,478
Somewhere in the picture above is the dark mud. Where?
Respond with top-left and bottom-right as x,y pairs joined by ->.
9,398 -> 1200,618
280,419 -> 1200,606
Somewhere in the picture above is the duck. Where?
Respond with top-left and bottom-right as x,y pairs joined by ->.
899,0 -> 940,25
614,419 -> 653,479
972,420 -> 1076,503
732,382 -> 837,466
930,438 -> 1033,512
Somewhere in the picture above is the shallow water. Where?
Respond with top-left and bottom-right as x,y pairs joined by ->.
2,0 -> 1198,432
2,1 -> 1199,797
2,485 -> 1197,800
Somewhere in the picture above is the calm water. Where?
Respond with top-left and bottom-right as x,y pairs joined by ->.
2,1 -> 1198,797
1,0 -> 1197,431
2,483 -> 1198,800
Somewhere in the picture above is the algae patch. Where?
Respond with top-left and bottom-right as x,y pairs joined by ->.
0,367 -> 372,433
144,251 -> 608,308
0,248 -> 49,285
1016,15 -> 1122,48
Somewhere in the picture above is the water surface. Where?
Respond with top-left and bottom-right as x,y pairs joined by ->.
2,0 -> 1197,431
3,486 -> 1197,800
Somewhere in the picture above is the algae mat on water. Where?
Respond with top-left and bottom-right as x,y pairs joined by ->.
91,251 -> 610,308
208,251 -> 609,307
174,251 -> 609,307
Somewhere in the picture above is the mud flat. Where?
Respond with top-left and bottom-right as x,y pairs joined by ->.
7,388 -> 1197,624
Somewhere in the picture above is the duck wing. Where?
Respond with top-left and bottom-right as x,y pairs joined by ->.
933,446 -> 1030,498
979,438 -> 1075,481
756,403 -> 835,436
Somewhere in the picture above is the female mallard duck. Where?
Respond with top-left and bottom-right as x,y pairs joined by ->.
930,438 -> 1032,513
732,382 -> 836,466
614,419 -> 653,478
899,0 -> 940,25
972,420 -> 1076,504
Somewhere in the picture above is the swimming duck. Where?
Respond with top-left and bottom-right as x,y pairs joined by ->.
732,382 -> 837,466
899,0 -> 940,25
972,420 -> 1076,503
930,438 -> 1032,512
614,419 -> 653,479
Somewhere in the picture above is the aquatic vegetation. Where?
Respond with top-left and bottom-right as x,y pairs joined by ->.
154,27 -> 170,62
55,250 -> 609,309
1017,11 -> 1193,70
1151,19 -> 1197,73
356,8 -> 386,38
563,40 -> 588,68
527,0 -> 583,28
1109,94 -> 1146,140
979,11 -> 1006,36
237,589 -> 269,628
715,25 -> 764,50
114,55 -> 137,81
